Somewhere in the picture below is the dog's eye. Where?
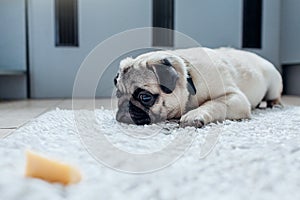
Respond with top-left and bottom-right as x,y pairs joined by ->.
139,93 -> 152,103
138,92 -> 158,107
133,88 -> 158,107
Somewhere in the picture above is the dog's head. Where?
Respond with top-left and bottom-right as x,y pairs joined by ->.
114,51 -> 191,125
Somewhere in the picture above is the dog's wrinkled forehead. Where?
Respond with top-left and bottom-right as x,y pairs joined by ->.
116,57 -> 158,94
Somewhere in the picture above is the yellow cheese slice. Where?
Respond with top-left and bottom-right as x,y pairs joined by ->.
25,150 -> 81,185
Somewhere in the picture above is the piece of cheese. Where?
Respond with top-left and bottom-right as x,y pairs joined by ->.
25,150 -> 81,185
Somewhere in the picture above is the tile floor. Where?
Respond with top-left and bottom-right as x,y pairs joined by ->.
0,96 -> 299,138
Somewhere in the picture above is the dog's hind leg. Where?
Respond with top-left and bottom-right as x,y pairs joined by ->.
264,69 -> 283,108
267,98 -> 283,108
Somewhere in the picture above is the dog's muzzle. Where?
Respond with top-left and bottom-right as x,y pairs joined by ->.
116,100 -> 151,125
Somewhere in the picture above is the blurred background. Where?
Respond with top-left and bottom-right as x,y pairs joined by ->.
0,0 -> 299,99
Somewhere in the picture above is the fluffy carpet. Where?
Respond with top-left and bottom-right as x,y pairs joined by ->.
0,106 -> 300,200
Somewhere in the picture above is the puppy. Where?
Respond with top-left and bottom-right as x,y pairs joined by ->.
114,47 -> 283,128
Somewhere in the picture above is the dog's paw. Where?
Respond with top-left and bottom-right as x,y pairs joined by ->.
180,110 -> 208,128
180,118 -> 204,128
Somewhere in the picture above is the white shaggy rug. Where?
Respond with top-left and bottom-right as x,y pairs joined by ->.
1,106 -> 300,200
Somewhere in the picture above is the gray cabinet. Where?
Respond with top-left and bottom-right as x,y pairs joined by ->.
175,0 -> 281,68
281,0 -> 300,64
0,0 -> 27,99
1,0 -> 299,98
29,0 -> 151,98
281,0 -> 300,95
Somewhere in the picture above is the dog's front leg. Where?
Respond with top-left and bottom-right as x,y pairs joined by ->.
180,92 -> 251,128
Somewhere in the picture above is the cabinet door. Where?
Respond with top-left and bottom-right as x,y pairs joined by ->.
175,0 -> 242,49
281,0 -> 300,64
0,0 -> 27,99
0,0 -> 26,70
281,0 -> 300,95
29,0 -> 151,98
175,0 -> 281,68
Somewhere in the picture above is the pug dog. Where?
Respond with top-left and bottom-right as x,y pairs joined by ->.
114,47 -> 283,128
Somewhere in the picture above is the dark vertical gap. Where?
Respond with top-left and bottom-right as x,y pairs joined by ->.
242,0 -> 263,48
282,64 -> 300,95
152,0 -> 174,47
55,0 -> 79,47
25,0 -> 31,98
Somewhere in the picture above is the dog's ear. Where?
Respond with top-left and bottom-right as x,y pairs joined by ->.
120,57 -> 134,69
120,57 -> 134,74
151,58 -> 179,94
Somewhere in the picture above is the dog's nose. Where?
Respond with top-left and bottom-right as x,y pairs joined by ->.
116,99 -> 151,125
116,109 -> 134,124
116,113 -> 132,124
118,97 -> 128,108
116,100 -> 134,124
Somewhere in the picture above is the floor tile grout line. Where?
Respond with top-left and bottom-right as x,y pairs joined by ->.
1,99 -> 64,135
0,129 -> 15,139
0,127 -> 17,130
39,99 -> 65,115
14,99 -> 65,130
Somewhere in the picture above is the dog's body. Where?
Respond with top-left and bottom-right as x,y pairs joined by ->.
114,47 -> 282,127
